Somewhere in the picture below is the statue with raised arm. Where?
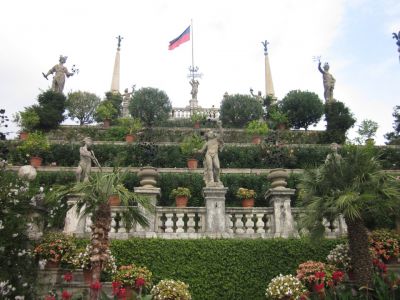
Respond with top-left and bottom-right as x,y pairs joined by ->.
43,55 -> 74,94
190,79 -> 199,100
122,85 -> 135,117
318,61 -> 336,103
198,120 -> 224,187
76,137 -> 101,182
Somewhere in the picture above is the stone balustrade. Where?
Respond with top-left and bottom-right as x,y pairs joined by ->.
171,106 -> 220,119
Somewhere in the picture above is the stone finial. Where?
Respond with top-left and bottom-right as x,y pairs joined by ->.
267,168 -> 289,189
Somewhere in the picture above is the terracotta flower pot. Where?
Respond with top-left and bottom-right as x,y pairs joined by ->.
176,196 -> 188,207
45,260 -> 60,269
187,158 -> 198,169
125,134 -> 136,143
242,198 -> 255,207
19,132 -> 29,140
251,136 -> 261,144
103,119 -> 111,128
30,156 -> 43,168
108,194 -> 121,206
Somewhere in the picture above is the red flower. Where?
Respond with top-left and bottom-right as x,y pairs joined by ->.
61,290 -> 72,300
117,287 -> 127,299
372,258 -> 379,266
332,270 -> 344,282
112,281 -> 121,295
63,272 -> 73,282
315,271 -> 325,279
90,280 -> 102,290
45,296 -> 56,300
135,277 -> 146,288
314,282 -> 325,292
378,262 -> 387,273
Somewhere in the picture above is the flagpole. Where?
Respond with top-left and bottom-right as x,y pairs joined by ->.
191,19 -> 194,81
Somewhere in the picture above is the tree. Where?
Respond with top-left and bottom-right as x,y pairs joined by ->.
0,109 -> 9,140
298,144 -> 400,287
66,91 -> 101,125
220,94 -> 263,127
280,90 -> 324,130
104,91 -> 123,116
324,101 -> 356,144
356,119 -> 378,144
385,105 -> 400,145
32,90 -> 67,131
129,87 -> 172,127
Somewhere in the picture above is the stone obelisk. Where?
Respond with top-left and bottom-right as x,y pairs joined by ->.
110,35 -> 123,93
262,40 -> 275,100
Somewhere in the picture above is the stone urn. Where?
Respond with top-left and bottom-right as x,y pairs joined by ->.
137,166 -> 159,187
267,168 -> 288,189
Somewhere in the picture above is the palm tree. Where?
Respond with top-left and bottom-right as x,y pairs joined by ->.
298,144 -> 400,287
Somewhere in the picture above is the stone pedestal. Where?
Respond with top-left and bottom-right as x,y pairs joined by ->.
266,188 -> 296,237
134,187 -> 160,235
203,187 -> 228,234
63,193 -> 85,235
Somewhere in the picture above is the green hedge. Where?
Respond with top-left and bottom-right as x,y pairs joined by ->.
110,238 -> 341,300
44,126 -> 325,144
5,141 -> 399,170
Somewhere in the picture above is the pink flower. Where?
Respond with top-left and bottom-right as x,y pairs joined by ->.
332,270 -> 344,282
61,290 -> 72,300
135,277 -> 146,288
117,287 -> 127,299
315,271 -> 325,279
90,280 -> 102,290
112,281 -> 121,295
314,282 -> 325,292
63,272 -> 73,282
45,296 -> 56,300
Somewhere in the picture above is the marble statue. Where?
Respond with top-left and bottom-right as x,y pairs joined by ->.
190,79 -> 199,100
250,88 -> 264,103
198,120 -> 224,187
325,143 -> 341,164
43,55 -> 74,93
318,61 -> 336,103
76,137 -> 101,182
122,85 -> 135,117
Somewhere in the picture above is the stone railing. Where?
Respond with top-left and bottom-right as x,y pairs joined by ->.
171,107 -> 220,119
61,168 -> 347,240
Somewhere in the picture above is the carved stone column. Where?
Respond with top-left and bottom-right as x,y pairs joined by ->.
266,169 -> 296,237
203,187 -> 228,234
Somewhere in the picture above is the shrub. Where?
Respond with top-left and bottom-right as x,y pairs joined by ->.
220,94 -> 263,127
33,90 -> 67,131
323,101 -> 356,144
151,279 -> 192,300
245,120 -> 269,136
17,131 -> 50,157
94,101 -> 118,121
170,187 -> 191,198
265,274 -> 306,300
179,134 -> 204,159
280,90 -> 324,130
13,107 -> 40,132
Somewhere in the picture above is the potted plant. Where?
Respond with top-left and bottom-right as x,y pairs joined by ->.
33,232 -> 76,269
17,131 -> 50,167
13,108 -> 40,140
269,108 -> 288,130
369,229 -> 400,263
170,187 -> 191,207
95,101 -> 117,128
118,117 -> 143,143
236,187 -> 256,207
245,120 -> 269,144
150,279 -> 192,300
190,111 -> 207,129
266,274 -> 306,300
112,264 -> 152,298
179,134 -> 204,169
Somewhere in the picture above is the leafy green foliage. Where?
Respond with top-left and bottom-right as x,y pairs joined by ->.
117,117 -> 143,135
220,94 -> 263,127
105,91 -> 123,116
280,90 -> 324,130
323,101 -> 356,144
245,120 -> 269,136
66,91 -> 101,125
95,101 -> 118,121
13,107 -> 40,132
110,238 -> 340,300
17,131 -> 50,156
32,90 -> 67,131
179,134 -> 204,158
129,87 -> 172,127
385,105 -> 400,145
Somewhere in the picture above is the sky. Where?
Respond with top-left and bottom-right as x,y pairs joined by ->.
1,0 -> 399,145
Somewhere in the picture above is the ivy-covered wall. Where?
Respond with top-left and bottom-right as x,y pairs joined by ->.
110,238 -> 341,300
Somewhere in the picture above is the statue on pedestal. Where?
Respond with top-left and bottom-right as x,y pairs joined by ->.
76,137 -> 101,182
43,55 -> 75,93
325,143 -> 341,164
122,85 -> 135,117
190,79 -> 199,100
318,61 -> 336,103
198,120 -> 224,187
